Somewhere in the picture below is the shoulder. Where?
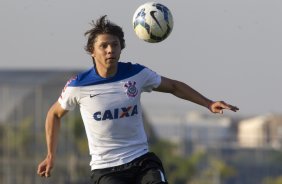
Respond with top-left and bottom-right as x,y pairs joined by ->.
66,67 -> 97,87
117,62 -> 159,80
118,62 -> 146,74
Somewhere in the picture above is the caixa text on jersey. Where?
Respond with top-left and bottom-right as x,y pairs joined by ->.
93,105 -> 138,121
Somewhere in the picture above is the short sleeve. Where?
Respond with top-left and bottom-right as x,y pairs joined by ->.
58,79 -> 80,111
142,67 -> 161,92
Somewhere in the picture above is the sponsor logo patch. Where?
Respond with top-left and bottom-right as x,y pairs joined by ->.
93,105 -> 138,121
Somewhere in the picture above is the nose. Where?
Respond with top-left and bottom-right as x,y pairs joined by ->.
106,45 -> 114,53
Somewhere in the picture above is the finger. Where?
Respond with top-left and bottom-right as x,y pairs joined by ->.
45,166 -> 51,178
39,171 -> 46,177
213,106 -> 223,114
219,102 -> 232,110
216,106 -> 224,114
45,170 -> 50,178
37,167 -> 41,175
227,104 -> 239,112
230,106 -> 239,112
220,102 -> 239,112
37,166 -> 45,176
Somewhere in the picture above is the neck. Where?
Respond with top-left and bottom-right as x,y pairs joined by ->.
94,64 -> 118,78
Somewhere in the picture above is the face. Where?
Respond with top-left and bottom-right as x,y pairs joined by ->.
91,34 -> 121,76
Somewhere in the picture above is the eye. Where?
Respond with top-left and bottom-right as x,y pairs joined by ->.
112,42 -> 120,48
100,43 -> 108,49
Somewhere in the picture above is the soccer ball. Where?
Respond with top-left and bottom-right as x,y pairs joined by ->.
133,2 -> 173,43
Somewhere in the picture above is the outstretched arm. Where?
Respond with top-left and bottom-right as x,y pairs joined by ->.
37,101 -> 68,178
154,76 -> 239,114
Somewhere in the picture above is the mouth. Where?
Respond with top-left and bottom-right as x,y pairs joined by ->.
106,58 -> 117,64
106,57 -> 117,61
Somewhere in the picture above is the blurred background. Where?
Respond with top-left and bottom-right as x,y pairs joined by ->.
1,0 -> 282,184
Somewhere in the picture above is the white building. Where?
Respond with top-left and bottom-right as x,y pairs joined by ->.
238,114 -> 282,149
150,111 -> 233,146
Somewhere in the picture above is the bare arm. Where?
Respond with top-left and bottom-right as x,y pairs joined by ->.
154,76 -> 239,113
37,101 -> 68,178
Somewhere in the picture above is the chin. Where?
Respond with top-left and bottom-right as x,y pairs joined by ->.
108,59 -> 118,65
106,61 -> 117,68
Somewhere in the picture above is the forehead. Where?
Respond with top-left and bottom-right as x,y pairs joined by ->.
95,34 -> 119,44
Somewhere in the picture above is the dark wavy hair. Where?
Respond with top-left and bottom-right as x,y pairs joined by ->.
84,15 -> 125,55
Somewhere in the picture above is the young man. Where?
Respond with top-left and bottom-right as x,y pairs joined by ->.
37,15 -> 239,184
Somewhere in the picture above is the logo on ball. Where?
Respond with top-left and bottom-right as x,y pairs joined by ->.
133,2 -> 174,43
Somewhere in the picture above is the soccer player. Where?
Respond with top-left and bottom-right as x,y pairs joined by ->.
37,15 -> 239,184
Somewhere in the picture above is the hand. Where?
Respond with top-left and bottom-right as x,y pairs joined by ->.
209,101 -> 239,114
37,157 -> 54,178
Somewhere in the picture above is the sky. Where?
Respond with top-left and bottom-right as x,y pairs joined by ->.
0,0 -> 281,117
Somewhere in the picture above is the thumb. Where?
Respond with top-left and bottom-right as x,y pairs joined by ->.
45,165 -> 52,178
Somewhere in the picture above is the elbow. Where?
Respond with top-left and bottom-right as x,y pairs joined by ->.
47,103 -> 65,120
47,109 -> 61,121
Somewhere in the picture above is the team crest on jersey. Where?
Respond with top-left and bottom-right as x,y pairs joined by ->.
124,81 -> 138,97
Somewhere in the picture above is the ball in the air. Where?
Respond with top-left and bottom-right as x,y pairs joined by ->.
133,2 -> 174,43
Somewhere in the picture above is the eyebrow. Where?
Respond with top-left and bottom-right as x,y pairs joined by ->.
99,40 -> 119,45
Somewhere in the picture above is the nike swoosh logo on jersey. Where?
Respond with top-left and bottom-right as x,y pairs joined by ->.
150,11 -> 163,30
90,93 -> 101,98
